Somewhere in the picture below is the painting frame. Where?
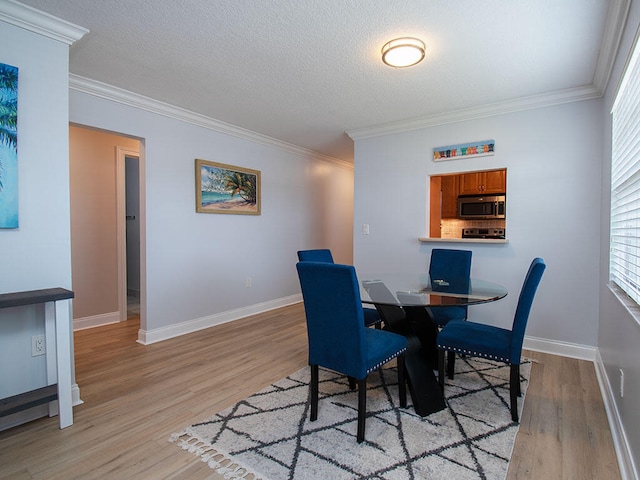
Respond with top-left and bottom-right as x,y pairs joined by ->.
433,139 -> 495,162
195,159 -> 261,215
0,62 -> 19,229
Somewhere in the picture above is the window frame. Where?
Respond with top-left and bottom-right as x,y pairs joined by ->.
610,24 -> 640,313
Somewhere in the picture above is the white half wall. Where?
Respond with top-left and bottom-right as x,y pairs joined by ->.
0,16 -> 78,429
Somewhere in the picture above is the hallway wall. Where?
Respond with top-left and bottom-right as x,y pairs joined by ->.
69,88 -> 354,341
69,125 -> 139,323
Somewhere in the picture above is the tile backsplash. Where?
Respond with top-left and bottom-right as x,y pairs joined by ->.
440,218 -> 506,238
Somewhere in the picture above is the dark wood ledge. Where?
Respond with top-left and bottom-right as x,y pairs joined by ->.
0,288 -> 74,310
0,385 -> 58,418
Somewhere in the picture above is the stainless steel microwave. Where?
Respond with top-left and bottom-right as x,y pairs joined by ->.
458,194 -> 506,219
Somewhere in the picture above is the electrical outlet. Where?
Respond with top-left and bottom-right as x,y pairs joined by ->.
246,276 -> 252,288
362,224 -> 370,235
620,369 -> 625,398
32,335 -> 45,356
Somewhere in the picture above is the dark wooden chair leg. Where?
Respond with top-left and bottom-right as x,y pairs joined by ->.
397,353 -> 407,408
310,364 -> 319,421
357,378 -> 367,443
438,349 -> 446,392
447,351 -> 456,379
515,364 -> 522,396
510,363 -> 519,422
348,376 -> 356,390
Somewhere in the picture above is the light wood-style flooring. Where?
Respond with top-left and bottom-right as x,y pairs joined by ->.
0,304 -> 621,479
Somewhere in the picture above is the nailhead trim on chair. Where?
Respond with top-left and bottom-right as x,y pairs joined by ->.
436,344 -> 510,364
366,347 -> 407,375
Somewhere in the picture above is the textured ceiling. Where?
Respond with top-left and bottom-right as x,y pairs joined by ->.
17,0 -> 616,162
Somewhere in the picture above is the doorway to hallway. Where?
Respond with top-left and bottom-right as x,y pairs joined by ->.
69,125 -> 144,332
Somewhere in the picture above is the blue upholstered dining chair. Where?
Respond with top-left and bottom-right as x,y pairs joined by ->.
297,249 -> 382,328
436,257 -> 546,422
428,248 -> 472,327
296,261 -> 408,443
428,248 -> 472,376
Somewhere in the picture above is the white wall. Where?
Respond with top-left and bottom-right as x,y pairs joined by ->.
353,99 -> 603,348
68,89 -> 354,341
0,20 -> 74,426
0,24 -> 72,293
599,1 -> 640,476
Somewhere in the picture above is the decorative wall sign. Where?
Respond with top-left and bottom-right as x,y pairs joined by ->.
0,62 -> 18,229
433,139 -> 495,162
196,159 -> 261,215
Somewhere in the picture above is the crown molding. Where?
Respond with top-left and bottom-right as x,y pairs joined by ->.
0,0 -> 88,45
593,0 -> 631,93
68,74 -> 352,170
347,85 -> 602,140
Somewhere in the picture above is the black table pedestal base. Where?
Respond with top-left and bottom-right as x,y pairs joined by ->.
404,335 -> 446,416
375,304 -> 446,417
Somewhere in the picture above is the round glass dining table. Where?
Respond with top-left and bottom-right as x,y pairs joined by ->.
360,274 -> 508,308
358,273 -> 508,417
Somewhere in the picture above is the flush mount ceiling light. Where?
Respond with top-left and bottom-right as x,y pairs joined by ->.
381,37 -> 425,68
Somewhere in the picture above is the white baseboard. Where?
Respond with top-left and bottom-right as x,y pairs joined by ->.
137,294 -> 302,345
72,382 -> 83,406
523,334 -> 597,361
73,311 -> 120,331
594,350 -> 639,480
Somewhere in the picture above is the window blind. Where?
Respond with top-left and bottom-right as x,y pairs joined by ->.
611,32 -> 640,305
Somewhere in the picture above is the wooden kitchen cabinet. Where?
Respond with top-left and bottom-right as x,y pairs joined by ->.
429,176 -> 442,237
430,175 -> 459,235
458,169 -> 506,195
441,174 -> 459,218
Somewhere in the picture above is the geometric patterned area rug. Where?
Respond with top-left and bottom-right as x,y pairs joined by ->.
170,357 -> 531,480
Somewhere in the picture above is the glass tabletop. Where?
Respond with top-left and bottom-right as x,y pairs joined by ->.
360,273 -> 508,307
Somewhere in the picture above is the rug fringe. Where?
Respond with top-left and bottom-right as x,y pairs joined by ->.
169,431 -> 264,480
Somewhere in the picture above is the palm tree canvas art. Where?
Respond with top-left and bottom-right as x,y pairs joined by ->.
0,62 -> 18,229
195,159 -> 261,215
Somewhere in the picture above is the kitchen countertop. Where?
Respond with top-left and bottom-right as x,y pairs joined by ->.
418,237 -> 509,244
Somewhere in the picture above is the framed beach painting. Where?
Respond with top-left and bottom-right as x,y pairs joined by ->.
0,62 -> 18,229
195,159 -> 261,215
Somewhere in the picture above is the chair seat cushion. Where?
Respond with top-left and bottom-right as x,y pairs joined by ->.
436,319 -> 513,363
363,328 -> 407,376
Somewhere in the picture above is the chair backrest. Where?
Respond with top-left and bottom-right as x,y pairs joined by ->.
296,261 -> 367,378
297,249 -> 334,263
509,257 -> 546,363
429,248 -> 472,293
